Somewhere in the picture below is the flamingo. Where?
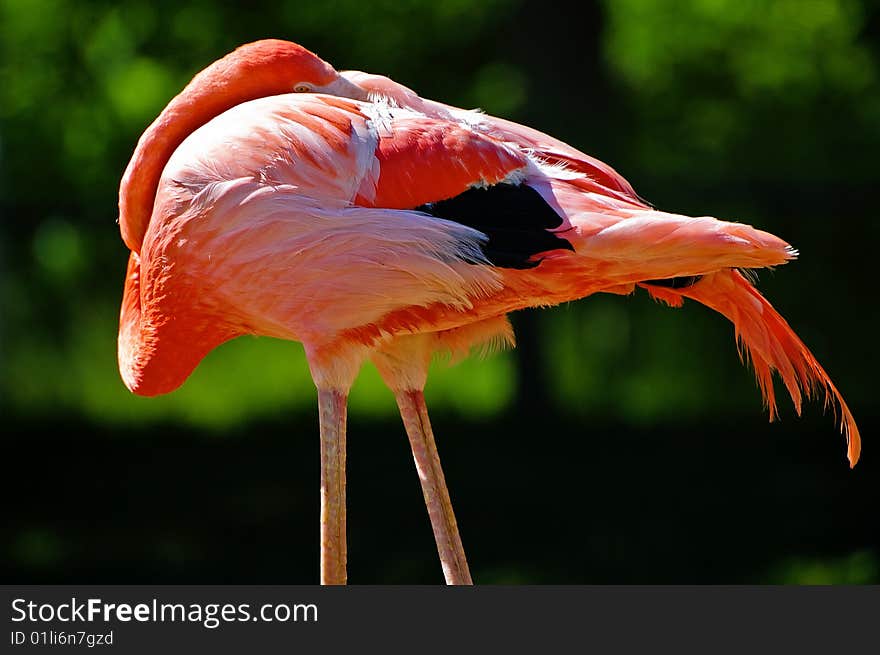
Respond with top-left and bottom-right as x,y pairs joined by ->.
117,39 -> 860,585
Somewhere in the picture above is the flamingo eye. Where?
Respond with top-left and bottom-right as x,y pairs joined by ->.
293,83 -> 313,93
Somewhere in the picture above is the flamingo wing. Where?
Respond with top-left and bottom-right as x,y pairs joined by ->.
167,179 -> 503,341
338,70 -> 646,206
161,90 -> 797,297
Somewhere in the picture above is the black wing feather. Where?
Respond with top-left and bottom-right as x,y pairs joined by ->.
416,183 -> 574,270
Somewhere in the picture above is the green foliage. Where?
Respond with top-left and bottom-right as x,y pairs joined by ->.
0,0 -> 874,441
603,0 -> 880,182
766,550 -> 879,584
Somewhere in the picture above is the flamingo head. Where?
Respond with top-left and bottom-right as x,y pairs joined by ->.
222,39 -> 367,99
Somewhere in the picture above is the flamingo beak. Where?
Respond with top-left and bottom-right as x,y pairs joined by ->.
320,75 -> 370,101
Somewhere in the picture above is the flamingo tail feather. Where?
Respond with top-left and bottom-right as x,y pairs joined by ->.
645,269 -> 860,467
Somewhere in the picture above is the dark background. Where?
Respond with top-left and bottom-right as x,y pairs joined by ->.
1,0 -> 877,583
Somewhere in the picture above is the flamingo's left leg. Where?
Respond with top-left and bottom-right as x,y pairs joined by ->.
374,319 -> 513,585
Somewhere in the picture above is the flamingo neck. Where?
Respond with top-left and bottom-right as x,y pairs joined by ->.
118,251 -> 238,396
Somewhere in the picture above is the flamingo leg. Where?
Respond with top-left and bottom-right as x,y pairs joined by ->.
318,388 -> 348,585
395,389 -> 472,585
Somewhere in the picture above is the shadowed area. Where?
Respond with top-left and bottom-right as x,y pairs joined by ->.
2,413 -> 876,583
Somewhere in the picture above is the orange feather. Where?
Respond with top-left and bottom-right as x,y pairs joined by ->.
646,270 -> 860,467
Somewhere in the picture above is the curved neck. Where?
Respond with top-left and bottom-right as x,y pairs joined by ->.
118,41 -> 336,253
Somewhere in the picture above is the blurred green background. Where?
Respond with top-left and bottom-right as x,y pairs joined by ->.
1,0 -> 877,583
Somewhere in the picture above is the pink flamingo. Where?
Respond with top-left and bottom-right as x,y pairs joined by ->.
117,40 -> 860,585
